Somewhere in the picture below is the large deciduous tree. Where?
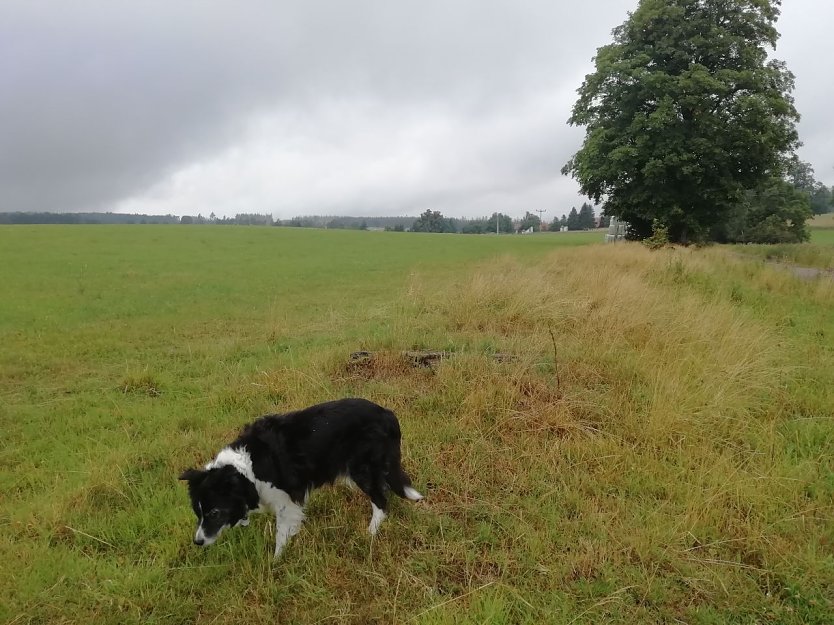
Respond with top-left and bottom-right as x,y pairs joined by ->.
411,210 -> 457,233
562,0 -> 800,243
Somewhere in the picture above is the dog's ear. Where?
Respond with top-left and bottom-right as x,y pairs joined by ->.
179,468 -> 206,482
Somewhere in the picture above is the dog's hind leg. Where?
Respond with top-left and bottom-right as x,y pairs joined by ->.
368,500 -> 386,536
349,461 -> 390,535
366,481 -> 389,536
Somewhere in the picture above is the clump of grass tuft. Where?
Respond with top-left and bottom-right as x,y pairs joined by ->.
119,370 -> 162,397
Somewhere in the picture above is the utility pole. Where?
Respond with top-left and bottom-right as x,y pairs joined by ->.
535,209 -> 546,229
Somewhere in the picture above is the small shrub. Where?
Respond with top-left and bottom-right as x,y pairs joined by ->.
643,220 -> 670,250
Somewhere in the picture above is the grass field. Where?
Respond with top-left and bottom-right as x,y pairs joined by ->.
811,228 -> 834,244
2,226 -> 833,624
809,213 -> 834,230
730,223 -> 834,270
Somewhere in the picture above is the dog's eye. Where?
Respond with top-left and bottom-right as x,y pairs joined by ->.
207,509 -> 221,517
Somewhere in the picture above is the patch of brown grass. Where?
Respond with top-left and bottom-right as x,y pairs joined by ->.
118,370 -> 161,397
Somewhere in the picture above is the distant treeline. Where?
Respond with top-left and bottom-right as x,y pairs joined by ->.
0,212 -> 180,225
0,212 -> 417,229
404,208 -> 606,234
234,209 -> 606,233
279,215 -> 416,230
0,210 -> 607,234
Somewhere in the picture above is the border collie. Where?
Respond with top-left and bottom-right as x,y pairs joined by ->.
179,398 -> 423,557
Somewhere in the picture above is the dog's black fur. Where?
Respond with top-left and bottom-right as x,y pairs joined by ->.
180,398 -> 421,552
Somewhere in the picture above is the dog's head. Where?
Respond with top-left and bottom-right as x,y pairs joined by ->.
179,465 -> 258,546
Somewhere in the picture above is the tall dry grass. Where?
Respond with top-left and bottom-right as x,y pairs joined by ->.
300,243 -> 832,622
408,246 -> 783,442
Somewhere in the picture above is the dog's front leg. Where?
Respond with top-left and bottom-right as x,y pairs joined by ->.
273,501 -> 305,558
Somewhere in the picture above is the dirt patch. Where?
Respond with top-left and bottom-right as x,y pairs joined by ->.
343,350 -> 428,381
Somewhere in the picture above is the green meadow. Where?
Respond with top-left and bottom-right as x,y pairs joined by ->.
811,228 -> 834,248
1,225 -> 833,624
731,225 -> 834,270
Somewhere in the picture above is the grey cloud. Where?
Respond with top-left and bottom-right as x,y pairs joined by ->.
0,3 -> 280,212
1,0 -> 831,217
777,1 -> 834,183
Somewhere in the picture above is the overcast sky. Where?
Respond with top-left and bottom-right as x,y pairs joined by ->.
1,1 -> 831,219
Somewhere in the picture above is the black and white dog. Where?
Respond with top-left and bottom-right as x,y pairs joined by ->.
179,398 -> 423,557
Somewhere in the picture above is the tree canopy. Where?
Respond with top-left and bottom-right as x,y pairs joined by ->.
578,202 -> 596,229
563,0 -> 801,243
411,210 -> 457,233
566,207 -> 581,231
788,159 -> 833,215
518,211 -> 543,232
486,213 -> 513,234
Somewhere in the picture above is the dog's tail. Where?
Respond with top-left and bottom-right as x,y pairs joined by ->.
385,416 -> 423,502
387,459 -> 423,502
